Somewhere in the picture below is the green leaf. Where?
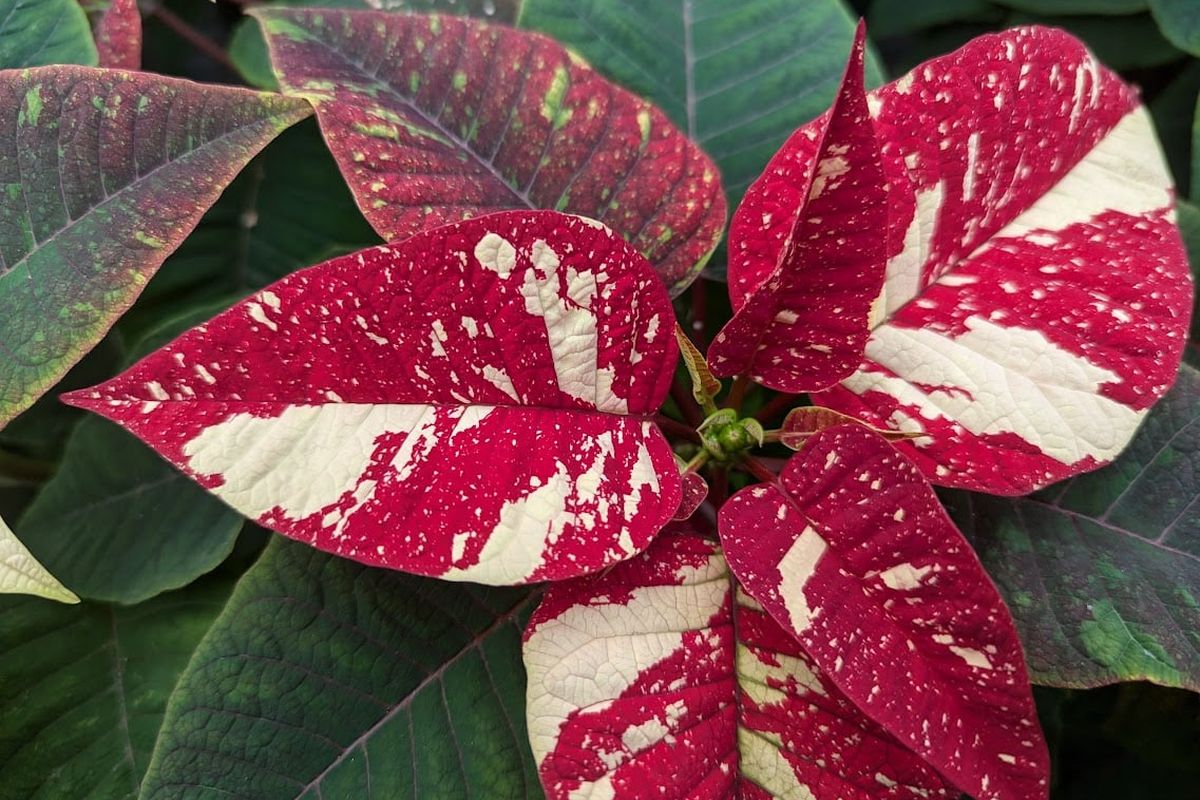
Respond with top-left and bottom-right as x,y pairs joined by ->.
948,363 -> 1200,691
992,0 -> 1147,14
1178,198 -> 1200,341
139,537 -> 542,800
120,118 -> 381,338
0,331 -> 122,463
0,574 -> 233,799
0,0 -> 97,68
1005,12 -> 1185,69
1149,60 -> 1200,195
0,67 -> 310,429
16,304 -> 245,605
868,0 -> 1003,37
1150,0 -> 1200,56
229,0 -> 522,91
518,0 -> 885,206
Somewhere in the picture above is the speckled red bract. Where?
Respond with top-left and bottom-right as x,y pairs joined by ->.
708,24 -> 886,393
255,8 -> 727,296
65,211 -> 682,586
720,425 -> 1049,800
523,526 -> 953,800
729,26 -> 1192,494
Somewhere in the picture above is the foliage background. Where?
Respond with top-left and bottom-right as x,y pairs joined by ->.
0,0 -> 1197,798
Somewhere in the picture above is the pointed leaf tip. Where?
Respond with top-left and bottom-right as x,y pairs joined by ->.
255,7 -> 726,297
731,27 -> 1192,493
709,26 -> 886,392
0,515 -> 78,604
720,424 -> 1050,800
69,210 -> 682,586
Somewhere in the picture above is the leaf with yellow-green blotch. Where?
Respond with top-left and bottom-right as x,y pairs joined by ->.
0,514 -> 76,603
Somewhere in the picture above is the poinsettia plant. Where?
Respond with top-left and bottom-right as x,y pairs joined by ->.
1,2 -> 1198,799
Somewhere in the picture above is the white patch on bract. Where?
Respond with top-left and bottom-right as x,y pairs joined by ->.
777,525 -> 828,635
441,461 -> 572,584
807,154 -> 850,200
985,106 -> 1170,243
481,364 -> 519,400
877,562 -> 932,591
620,717 -> 670,753
736,642 -> 826,704
879,183 -> 945,318
963,132 -> 981,202
738,726 -> 817,800
523,554 -> 728,765
246,301 -> 278,332
474,232 -> 517,277
183,404 -> 431,520
849,315 -> 1143,464
950,645 -> 993,670
520,240 -> 626,413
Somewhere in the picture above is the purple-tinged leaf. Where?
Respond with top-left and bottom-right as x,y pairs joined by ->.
0,67 -> 310,428
730,27 -> 1193,494
88,0 -> 140,69
708,23 -> 887,392
66,211 -> 682,586
779,405 -> 925,448
253,8 -> 726,296
721,424 -> 1049,800
524,526 -> 953,800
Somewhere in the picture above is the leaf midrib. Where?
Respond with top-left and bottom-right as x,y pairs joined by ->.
296,592 -> 538,796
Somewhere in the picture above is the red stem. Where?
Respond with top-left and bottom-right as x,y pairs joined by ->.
669,376 -> 704,428
739,455 -> 779,484
689,276 -> 708,348
755,392 -> 801,424
150,5 -> 239,72
653,415 -> 700,443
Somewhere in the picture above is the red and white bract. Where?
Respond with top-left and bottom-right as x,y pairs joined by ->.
523,526 -> 952,800
779,406 -> 924,448
707,23 -> 886,393
720,425 -> 1049,800
672,470 -> 709,520
65,211 -> 682,586
730,26 -> 1192,494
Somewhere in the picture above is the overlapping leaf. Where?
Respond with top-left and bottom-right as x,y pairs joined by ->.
0,0 -> 97,68
254,8 -> 726,295
139,537 -> 540,800
1150,0 -> 1200,57
229,0 -> 522,91
731,26 -> 1192,494
707,26 -> 887,391
0,514 -> 76,603
18,304 -> 244,606
524,526 -> 952,800
720,424 -> 1049,800
0,574 -> 232,800
518,0 -> 884,210
0,67 -> 310,428
83,0 -> 141,69
67,211 -> 682,585
778,406 -> 923,447
947,362 -> 1200,691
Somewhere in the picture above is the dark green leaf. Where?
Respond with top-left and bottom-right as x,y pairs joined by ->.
948,364 -> 1200,691
228,0 -> 521,91
1179,198 -> 1200,341
1149,60 -> 1200,195
119,118 -> 380,340
518,0 -> 885,206
16,303 -> 245,605
139,538 -> 542,800
1150,0 -> 1200,56
0,68 -> 309,428
0,0 -> 97,68
1005,12 -> 1185,70
0,575 -> 233,800
0,331 -> 122,463
992,0 -> 1147,14
868,0 -> 1002,38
